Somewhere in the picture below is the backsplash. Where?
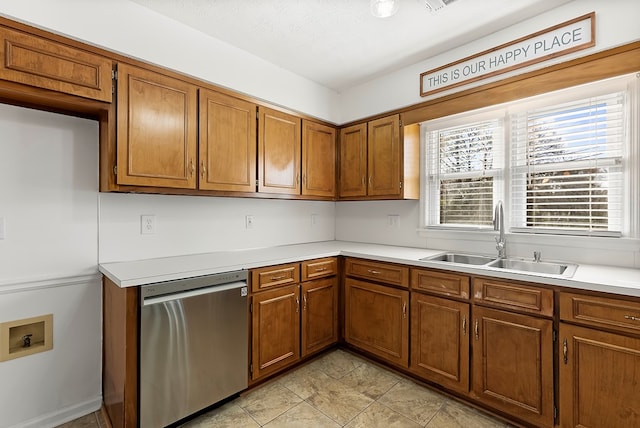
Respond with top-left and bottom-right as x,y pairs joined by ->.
98,193 -> 336,263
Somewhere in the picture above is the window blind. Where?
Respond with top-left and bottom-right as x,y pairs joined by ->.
428,119 -> 503,227
510,92 -> 625,236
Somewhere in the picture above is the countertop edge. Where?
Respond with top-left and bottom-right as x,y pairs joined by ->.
98,241 -> 640,298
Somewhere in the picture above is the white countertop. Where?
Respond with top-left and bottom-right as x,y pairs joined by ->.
98,240 -> 640,298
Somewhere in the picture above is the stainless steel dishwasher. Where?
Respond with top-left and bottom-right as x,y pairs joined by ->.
139,270 -> 248,427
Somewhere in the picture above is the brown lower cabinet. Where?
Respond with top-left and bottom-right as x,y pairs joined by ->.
250,258 -> 338,382
471,306 -> 554,427
559,292 -> 640,428
410,293 -> 470,394
344,277 -> 409,368
251,284 -> 301,380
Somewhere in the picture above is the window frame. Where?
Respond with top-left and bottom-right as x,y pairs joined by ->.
419,72 -> 637,239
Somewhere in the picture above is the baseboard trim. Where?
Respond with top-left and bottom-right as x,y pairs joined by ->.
10,396 -> 102,428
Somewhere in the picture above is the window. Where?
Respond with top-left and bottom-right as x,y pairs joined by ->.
426,118 -> 503,227
511,92 -> 625,236
422,73 -> 636,238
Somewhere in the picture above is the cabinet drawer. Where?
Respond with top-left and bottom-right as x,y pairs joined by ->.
345,258 -> 409,288
0,26 -> 112,102
560,292 -> 640,335
473,277 -> 553,317
411,268 -> 470,300
301,257 -> 337,281
251,263 -> 300,292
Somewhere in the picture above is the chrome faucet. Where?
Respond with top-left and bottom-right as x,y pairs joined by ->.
493,200 -> 506,259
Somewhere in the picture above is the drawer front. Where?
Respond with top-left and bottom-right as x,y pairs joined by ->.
411,268 -> 470,300
0,26 -> 113,102
345,258 -> 409,288
301,257 -> 337,281
473,277 -> 553,317
560,292 -> 640,335
251,263 -> 300,292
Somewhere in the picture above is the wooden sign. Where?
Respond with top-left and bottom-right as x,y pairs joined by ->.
420,12 -> 595,97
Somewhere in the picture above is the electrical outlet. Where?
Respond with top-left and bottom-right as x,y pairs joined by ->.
311,213 -> 318,227
141,215 -> 156,234
387,215 -> 400,229
245,215 -> 255,229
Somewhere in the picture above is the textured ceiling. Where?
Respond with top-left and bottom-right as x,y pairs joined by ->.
130,0 -> 573,91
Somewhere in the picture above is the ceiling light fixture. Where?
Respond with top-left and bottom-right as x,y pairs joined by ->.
370,0 -> 400,18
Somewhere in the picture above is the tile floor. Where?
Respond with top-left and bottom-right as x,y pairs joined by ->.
58,349 -> 515,428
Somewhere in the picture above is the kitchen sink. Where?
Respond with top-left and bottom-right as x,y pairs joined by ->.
487,258 -> 578,277
421,253 -> 497,265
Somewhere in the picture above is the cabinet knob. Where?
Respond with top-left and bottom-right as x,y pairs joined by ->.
563,338 -> 568,364
474,319 -> 479,340
200,161 -> 206,178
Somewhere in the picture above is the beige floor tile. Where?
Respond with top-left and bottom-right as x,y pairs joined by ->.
426,399 -> 514,428
180,401 -> 259,428
263,401 -> 341,428
236,382 -> 303,425
345,402 -> 423,428
304,376 -> 374,425
378,379 -> 445,425
310,349 -> 366,379
339,361 -> 401,399
278,363 -> 334,400
56,413 -> 99,428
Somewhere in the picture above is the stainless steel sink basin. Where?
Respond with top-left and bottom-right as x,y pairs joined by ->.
487,258 -> 578,277
422,253 -> 497,265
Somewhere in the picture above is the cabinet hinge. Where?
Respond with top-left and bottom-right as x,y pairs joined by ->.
250,302 -> 253,313
113,165 -> 117,176
399,118 -> 402,127
256,109 -> 259,120
112,70 -> 118,80
250,363 -> 253,376
255,179 -> 259,187
399,181 -> 402,190
554,406 -> 558,422
552,329 -> 557,342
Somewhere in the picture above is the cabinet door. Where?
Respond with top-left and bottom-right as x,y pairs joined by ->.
258,107 -> 301,194
116,63 -> 197,188
367,114 -> 401,197
302,277 -> 338,356
199,89 -> 256,192
302,120 -> 336,198
339,123 -> 367,198
410,293 -> 469,394
559,323 -> 640,428
471,306 -> 554,427
251,284 -> 300,380
344,278 -> 409,368
0,26 -> 112,102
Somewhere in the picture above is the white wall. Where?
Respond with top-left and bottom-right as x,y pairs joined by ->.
338,0 -> 640,122
99,193 -> 335,263
0,104 -> 102,428
0,0 -> 340,124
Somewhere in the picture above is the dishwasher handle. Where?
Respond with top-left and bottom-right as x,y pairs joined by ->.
143,281 -> 247,307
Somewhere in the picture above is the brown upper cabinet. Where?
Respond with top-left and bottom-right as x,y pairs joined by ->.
258,107 -> 301,195
199,89 -> 257,192
339,114 -> 419,200
302,120 -> 336,198
116,63 -> 198,189
0,26 -> 113,103
257,108 -> 336,199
